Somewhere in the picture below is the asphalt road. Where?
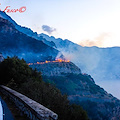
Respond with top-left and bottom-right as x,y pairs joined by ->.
0,97 -> 14,120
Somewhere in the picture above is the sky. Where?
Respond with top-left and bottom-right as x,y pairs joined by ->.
1,0 -> 120,47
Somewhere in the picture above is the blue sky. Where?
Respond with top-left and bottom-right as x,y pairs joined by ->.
1,0 -> 120,47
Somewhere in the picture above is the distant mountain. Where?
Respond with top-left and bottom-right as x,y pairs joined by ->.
39,33 -> 120,99
0,12 -> 63,62
30,61 -> 120,120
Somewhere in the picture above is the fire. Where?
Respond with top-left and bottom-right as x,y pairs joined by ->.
55,59 -> 70,63
28,63 -> 33,65
28,59 -> 70,65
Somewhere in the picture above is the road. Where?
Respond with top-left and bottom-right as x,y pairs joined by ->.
0,97 -> 14,120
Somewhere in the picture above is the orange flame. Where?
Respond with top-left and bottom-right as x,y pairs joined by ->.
28,63 -> 33,65
28,59 -> 70,65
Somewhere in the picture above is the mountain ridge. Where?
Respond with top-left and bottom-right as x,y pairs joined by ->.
0,15 -> 63,62
0,11 -> 56,48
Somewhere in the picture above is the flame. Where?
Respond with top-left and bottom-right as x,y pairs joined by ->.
28,59 -> 70,65
28,63 -> 33,65
55,58 -> 70,63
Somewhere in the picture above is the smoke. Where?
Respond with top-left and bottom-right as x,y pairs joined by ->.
79,33 -> 111,47
59,46 -> 101,72
40,33 -> 120,99
42,25 -> 56,34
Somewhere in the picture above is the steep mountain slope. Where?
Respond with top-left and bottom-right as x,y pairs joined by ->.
0,11 -> 55,48
0,11 -> 37,38
30,61 -> 120,120
39,33 -> 120,98
0,16 -> 63,62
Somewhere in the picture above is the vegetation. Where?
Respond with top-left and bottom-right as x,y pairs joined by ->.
43,73 -> 105,95
78,100 -> 116,120
0,57 -> 88,120
42,72 -> 116,119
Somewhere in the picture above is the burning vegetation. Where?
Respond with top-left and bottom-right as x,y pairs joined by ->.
28,59 -> 70,65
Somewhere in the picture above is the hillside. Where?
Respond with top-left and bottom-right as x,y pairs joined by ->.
0,57 -> 88,120
30,60 -> 81,76
0,13 -> 63,63
30,61 -> 120,120
39,33 -> 120,99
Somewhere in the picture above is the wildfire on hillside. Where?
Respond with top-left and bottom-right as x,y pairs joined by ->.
28,59 -> 70,65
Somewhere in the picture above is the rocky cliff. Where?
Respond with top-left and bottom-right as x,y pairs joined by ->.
30,61 -> 81,76
30,61 -> 120,120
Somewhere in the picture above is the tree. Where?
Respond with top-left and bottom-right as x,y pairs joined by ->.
0,57 -> 89,120
0,56 -> 41,87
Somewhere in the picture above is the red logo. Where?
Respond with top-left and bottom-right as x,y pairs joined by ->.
0,4 -> 26,13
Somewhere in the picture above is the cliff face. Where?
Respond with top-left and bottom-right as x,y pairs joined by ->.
30,61 -> 81,76
30,62 -> 120,120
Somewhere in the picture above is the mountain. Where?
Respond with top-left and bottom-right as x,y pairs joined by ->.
0,11 -> 56,48
0,12 -> 63,62
30,61 -> 120,120
39,33 -> 120,99
1,11 -> 120,119
0,11 -> 38,38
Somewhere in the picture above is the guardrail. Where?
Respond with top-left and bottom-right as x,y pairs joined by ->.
0,85 -> 58,120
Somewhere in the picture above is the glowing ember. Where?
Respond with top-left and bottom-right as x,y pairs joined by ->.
28,63 -> 33,65
28,59 -> 70,65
